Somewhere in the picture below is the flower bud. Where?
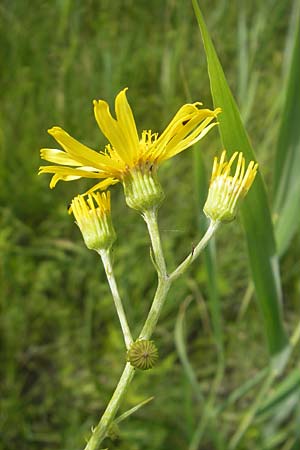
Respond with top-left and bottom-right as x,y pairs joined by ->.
204,150 -> 258,222
127,339 -> 159,370
70,191 -> 116,251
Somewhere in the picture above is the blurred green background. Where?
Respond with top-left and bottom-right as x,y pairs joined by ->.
1,1 -> 300,449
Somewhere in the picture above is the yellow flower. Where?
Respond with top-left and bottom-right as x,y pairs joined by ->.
71,191 -> 116,251
39,89 -> 221,208
203,150 -> 258,222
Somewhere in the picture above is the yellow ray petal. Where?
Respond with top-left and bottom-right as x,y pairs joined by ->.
157,103 -> 203,143
82,178 -> 119,196
153,105 -> 221,162
50,173 -> 83,188
158,118 -> 219,162
155,103 -> 215,148
40,148 -> 82,166
93,98 -> 133,165
115,88 -> 140,161
38,165 -> 108,179
48,127 -> 115,170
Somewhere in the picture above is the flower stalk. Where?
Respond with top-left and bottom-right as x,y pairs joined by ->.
84,362 -> 135,450
85,212 -> 220,450
98,249 -> 133,349
169,220 -> 220,281
142,208 -> 167,278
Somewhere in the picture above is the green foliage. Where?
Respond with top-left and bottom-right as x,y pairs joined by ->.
1,1 -> 299,449
193,0 -> 288,357
273,2 -> 300,255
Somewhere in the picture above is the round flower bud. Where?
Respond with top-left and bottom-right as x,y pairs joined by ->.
127,339 -> 159,370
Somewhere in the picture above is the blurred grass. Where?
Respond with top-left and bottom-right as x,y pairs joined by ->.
193,0 -> 288,357
273,0 -> 300,256
0,1 -> 299,449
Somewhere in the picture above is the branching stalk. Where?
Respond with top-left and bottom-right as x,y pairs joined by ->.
170,220 -> 220,281
85,214 -> 219,450
139,277 -> 171,340
143,208 -> 168,278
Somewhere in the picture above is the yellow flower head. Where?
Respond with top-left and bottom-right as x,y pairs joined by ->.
71,191 -> 116,251
203,150 -> 258,222
39,88 -> 221,200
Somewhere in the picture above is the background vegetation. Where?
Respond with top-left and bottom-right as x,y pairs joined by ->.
1,0 -> 299,449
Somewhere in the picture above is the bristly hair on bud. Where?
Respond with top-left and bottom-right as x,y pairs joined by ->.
127,339 -> 159,370
70,191 -> 116,251
203,150 -> 258,223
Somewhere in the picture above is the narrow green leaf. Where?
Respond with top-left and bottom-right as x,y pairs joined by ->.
217,367 -> 268,414
175,296 -> 203,402
114,396 -> 154,425
258,368 -> 300,416
192,0 -> 288,356
273,3 -> 300,255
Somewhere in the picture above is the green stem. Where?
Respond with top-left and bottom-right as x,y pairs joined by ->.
84,363 -> 135,450
99,249 -> 133,349
170,220 -> 220,281
140,208 -> 170,339
143,208 -> 168,278
84,213 -> 219,450
140,219 -> 220,339
139,277 -> 171,340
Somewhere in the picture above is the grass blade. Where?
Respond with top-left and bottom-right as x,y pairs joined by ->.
175,296 -> 203,403
192,0 -> 288,357
273,3 -> 300,255
258,367 -> 300,416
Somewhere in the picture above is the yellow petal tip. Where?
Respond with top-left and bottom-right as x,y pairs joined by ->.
48,126 -> 61,135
